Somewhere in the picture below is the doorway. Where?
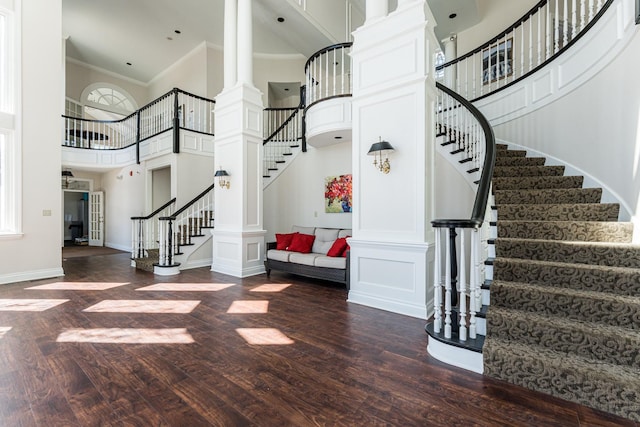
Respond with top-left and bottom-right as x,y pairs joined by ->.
63,191 -> 89,247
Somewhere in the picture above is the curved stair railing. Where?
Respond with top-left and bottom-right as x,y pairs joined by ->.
63,88 -> 215,160
157,183 -> 215,268
427,82 -> 496,351
263,88 -> 305,179
304,42 -> 352,110
438,0 -> 613,101
130,197 -> 177,261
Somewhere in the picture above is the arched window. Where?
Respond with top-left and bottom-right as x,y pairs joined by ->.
80,83 -> 138,119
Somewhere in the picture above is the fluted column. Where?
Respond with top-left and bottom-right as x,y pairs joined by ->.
365,0 -> 388,23
223,0 -> 237,89
237,0 -> 253,85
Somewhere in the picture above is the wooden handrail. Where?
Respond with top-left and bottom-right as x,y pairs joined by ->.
131,198 -> 176,221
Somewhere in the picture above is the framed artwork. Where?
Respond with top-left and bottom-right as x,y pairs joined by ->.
324,174 -> 352,213
482,38 -> 513,85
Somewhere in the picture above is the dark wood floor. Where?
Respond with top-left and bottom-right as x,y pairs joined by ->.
0,252 -> 634,426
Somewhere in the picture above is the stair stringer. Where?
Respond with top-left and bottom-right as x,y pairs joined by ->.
435,134 -> 481,189
174,232 -> 212,270
262,144 -> 303,190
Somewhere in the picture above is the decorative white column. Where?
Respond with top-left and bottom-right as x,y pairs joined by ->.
365,0 -> 388,23
348,1 -> 438,319
237,0 -> 253,85
223,0 -> 237,89
212,0 -> 265,277
442,34 -> 457,89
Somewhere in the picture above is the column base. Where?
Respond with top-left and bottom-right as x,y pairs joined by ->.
211,229 -> 266,278
347,238 -> 434,319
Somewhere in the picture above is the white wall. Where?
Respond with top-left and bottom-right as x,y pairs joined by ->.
148,42 -> 208,100
494,28 -> 640,227
65,60 -> 149,106
254,55 -> 307,107
0,0 -> 64,284
456,0 -> 539,56
263,141 -> 352,242
102,165 -> 145,251
434,152 -> 475,219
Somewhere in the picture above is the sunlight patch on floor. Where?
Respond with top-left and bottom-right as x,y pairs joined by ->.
57,328 -> 195,344
0,327 -> 12,338
0,299 -> 69,311
227,300 -> 269,314
236,328 -> 294,345
135,283 -> 236,292
83,300 -> 200,314
250,283 -> 291,292
25,282 -> 130,291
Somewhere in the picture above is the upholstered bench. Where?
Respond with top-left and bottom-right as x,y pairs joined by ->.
265,225 -> 351,287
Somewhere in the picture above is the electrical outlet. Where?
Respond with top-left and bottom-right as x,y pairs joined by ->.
42,209 -> 52,216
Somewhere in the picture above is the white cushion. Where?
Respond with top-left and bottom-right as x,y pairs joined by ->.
314,256 -> 347,269
312,228 -> 340,254
292,225 -> 315,235
338,229 -> 352,238
288,252 -> 318,266
267,249 -> 290,262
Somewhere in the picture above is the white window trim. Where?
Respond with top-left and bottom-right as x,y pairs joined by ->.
0,0 -> 21,237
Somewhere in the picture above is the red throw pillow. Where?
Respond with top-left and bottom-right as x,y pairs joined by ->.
275,232 -> 298,250
327,237 -> 348,257
341,236 -> 351,257
287,233 -> 316,253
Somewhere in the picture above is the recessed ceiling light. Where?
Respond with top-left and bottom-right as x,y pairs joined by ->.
449,13 -> 457,19
174,30 -> 181,34
126,62 -> 132,66
334,136 -> 342,140
277,17 -> 285,23
284,88 -> 289,91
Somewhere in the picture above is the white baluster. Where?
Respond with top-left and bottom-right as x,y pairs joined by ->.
444,227 -> 452,339
459,229 -> 468,341
580,0 -> 586,31
433,228 -> 442,333
469,228 -> 478,339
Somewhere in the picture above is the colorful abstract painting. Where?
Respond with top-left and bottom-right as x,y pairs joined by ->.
325,174 -> 352,213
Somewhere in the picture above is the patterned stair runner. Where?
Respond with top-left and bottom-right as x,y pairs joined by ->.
483,145 -> 640,421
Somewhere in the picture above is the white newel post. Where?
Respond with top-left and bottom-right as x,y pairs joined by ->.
212,0 -> 266,277
348,1 -> 438,319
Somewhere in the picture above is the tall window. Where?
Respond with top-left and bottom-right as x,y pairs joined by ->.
0,0 -> 18,235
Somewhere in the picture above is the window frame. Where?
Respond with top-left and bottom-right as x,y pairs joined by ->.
0,0 -> 21,238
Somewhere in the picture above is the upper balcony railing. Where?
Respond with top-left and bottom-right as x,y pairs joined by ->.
304,42 -> 352,109
62,88 -> 215,157
437,0 -> 613,101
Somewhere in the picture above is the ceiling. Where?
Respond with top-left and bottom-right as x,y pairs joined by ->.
62,0 -> 482,85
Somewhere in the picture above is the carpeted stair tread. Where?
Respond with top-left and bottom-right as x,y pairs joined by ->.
496,143 -> 508,150
486,306 -> 640,367
492,257 -> 640,296
494,238 -> 640,268
495,157 -> 546,166
496,220 -> 633,242
492,176 -> 583,190
483,338 -> 640,421
133,248 -> 159,272
490,280 -> 640,330
493,188 -> 602,205
494,203 -> 620,221
496,149 -> 527,157
493,165 -> 565,177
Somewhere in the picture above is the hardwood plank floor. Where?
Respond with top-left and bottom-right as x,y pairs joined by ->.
0,252 -> 634,426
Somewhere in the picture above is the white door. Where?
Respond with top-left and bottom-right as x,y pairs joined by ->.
88,191 -> 104,246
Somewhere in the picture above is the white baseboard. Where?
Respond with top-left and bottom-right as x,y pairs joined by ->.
0,267 -> 65,286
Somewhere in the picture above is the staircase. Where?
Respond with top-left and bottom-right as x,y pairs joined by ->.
483,144 -> 640,421
132,210 -> 214,273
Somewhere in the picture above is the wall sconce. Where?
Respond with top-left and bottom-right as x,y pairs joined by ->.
215,168 -> 230,189
367,138 -> 394,174
61,170 -> 74,188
